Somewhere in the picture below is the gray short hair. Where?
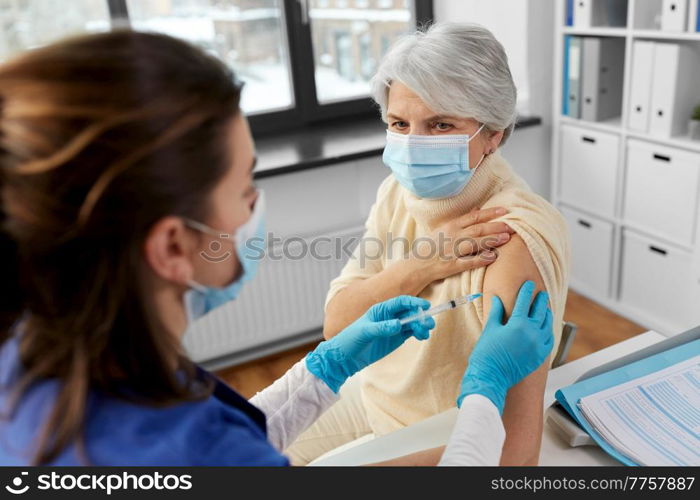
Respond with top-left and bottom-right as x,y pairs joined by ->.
370,22 -> 517,144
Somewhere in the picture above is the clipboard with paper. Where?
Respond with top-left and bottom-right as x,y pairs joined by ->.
553,327 -> 700,466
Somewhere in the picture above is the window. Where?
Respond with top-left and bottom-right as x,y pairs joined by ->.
125,0 -> 294,115
0,0 -> 433,134
0,0 -> 110,61
309,0 -> 413,103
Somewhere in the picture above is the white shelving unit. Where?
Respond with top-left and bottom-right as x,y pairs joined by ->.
551,0 -> 700,336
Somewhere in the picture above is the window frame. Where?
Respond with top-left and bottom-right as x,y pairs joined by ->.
255,0 -> 433,136
61,0 -> 434,136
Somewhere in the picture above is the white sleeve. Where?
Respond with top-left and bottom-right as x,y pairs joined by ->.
438,394 -> 506,466
249,359 -> 339,453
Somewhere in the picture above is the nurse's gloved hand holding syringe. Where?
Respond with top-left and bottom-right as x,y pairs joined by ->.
306,295 -> 435,393
256,294 -> 436,454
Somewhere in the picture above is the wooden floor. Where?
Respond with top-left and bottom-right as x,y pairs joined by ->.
215,290 -> 646,398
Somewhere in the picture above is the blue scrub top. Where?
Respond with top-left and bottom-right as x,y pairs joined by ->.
0,335 -> 289,466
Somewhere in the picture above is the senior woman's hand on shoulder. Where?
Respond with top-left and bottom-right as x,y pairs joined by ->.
323,206 -> 512,339
410,206 -> 516,286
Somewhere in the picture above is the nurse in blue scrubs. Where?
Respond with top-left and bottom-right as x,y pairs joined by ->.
0,31 -> 553,466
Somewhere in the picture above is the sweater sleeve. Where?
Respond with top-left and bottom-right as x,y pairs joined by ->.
324,173 -> 395,311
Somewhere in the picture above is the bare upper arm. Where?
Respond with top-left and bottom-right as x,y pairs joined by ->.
481,233 -> 550,465
482,233 -> 545,317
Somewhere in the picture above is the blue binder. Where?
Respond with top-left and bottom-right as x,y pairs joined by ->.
563,36 -> 583,119
555,336 -> 700,466
562,35 -> 571,115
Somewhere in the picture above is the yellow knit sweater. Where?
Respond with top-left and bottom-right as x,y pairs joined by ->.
324,151 -> 571,436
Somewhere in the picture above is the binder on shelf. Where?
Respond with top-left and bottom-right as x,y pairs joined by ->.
627,41 -> 655,133
661,0 -> 689,32
689,0 -> 700,31
566,0 -> 574,26
581,37 -> 624,122
604,0 -> 628,27
573,0 -> 628,27
574,0 -> 597,27
563,36 -> 583,118
563,36 -> 570,115
649,43 -> 700,137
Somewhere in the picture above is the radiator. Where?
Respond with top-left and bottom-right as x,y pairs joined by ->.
183,225 -> 365,363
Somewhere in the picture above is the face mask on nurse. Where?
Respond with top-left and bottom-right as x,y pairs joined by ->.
183,190 -> 266,322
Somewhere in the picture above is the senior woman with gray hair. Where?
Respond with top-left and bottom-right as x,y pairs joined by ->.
285,23 -> 570,466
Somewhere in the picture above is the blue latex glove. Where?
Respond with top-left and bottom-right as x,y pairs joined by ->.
306,295 -> 435,393
457,280 -> 554,414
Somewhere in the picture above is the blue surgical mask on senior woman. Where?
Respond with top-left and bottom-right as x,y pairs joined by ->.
183,190 -> 266,322
382,124 -> 487,199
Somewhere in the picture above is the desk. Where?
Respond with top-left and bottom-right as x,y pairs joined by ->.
311,330 -> 666,466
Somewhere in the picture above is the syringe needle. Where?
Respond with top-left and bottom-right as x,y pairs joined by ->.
398,293 -> 482,326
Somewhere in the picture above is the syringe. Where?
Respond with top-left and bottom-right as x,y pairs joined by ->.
398,293 -> 482,326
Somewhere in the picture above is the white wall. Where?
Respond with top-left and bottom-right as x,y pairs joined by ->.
433,0 -> 555,199
434,0 -> 531,113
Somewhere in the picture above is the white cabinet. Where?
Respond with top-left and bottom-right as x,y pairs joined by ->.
559,124 -> 620,218
623,140 -> 700,247
620,230 -> 700,332
553,0 -> 700,334
561,206 -> 614,297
